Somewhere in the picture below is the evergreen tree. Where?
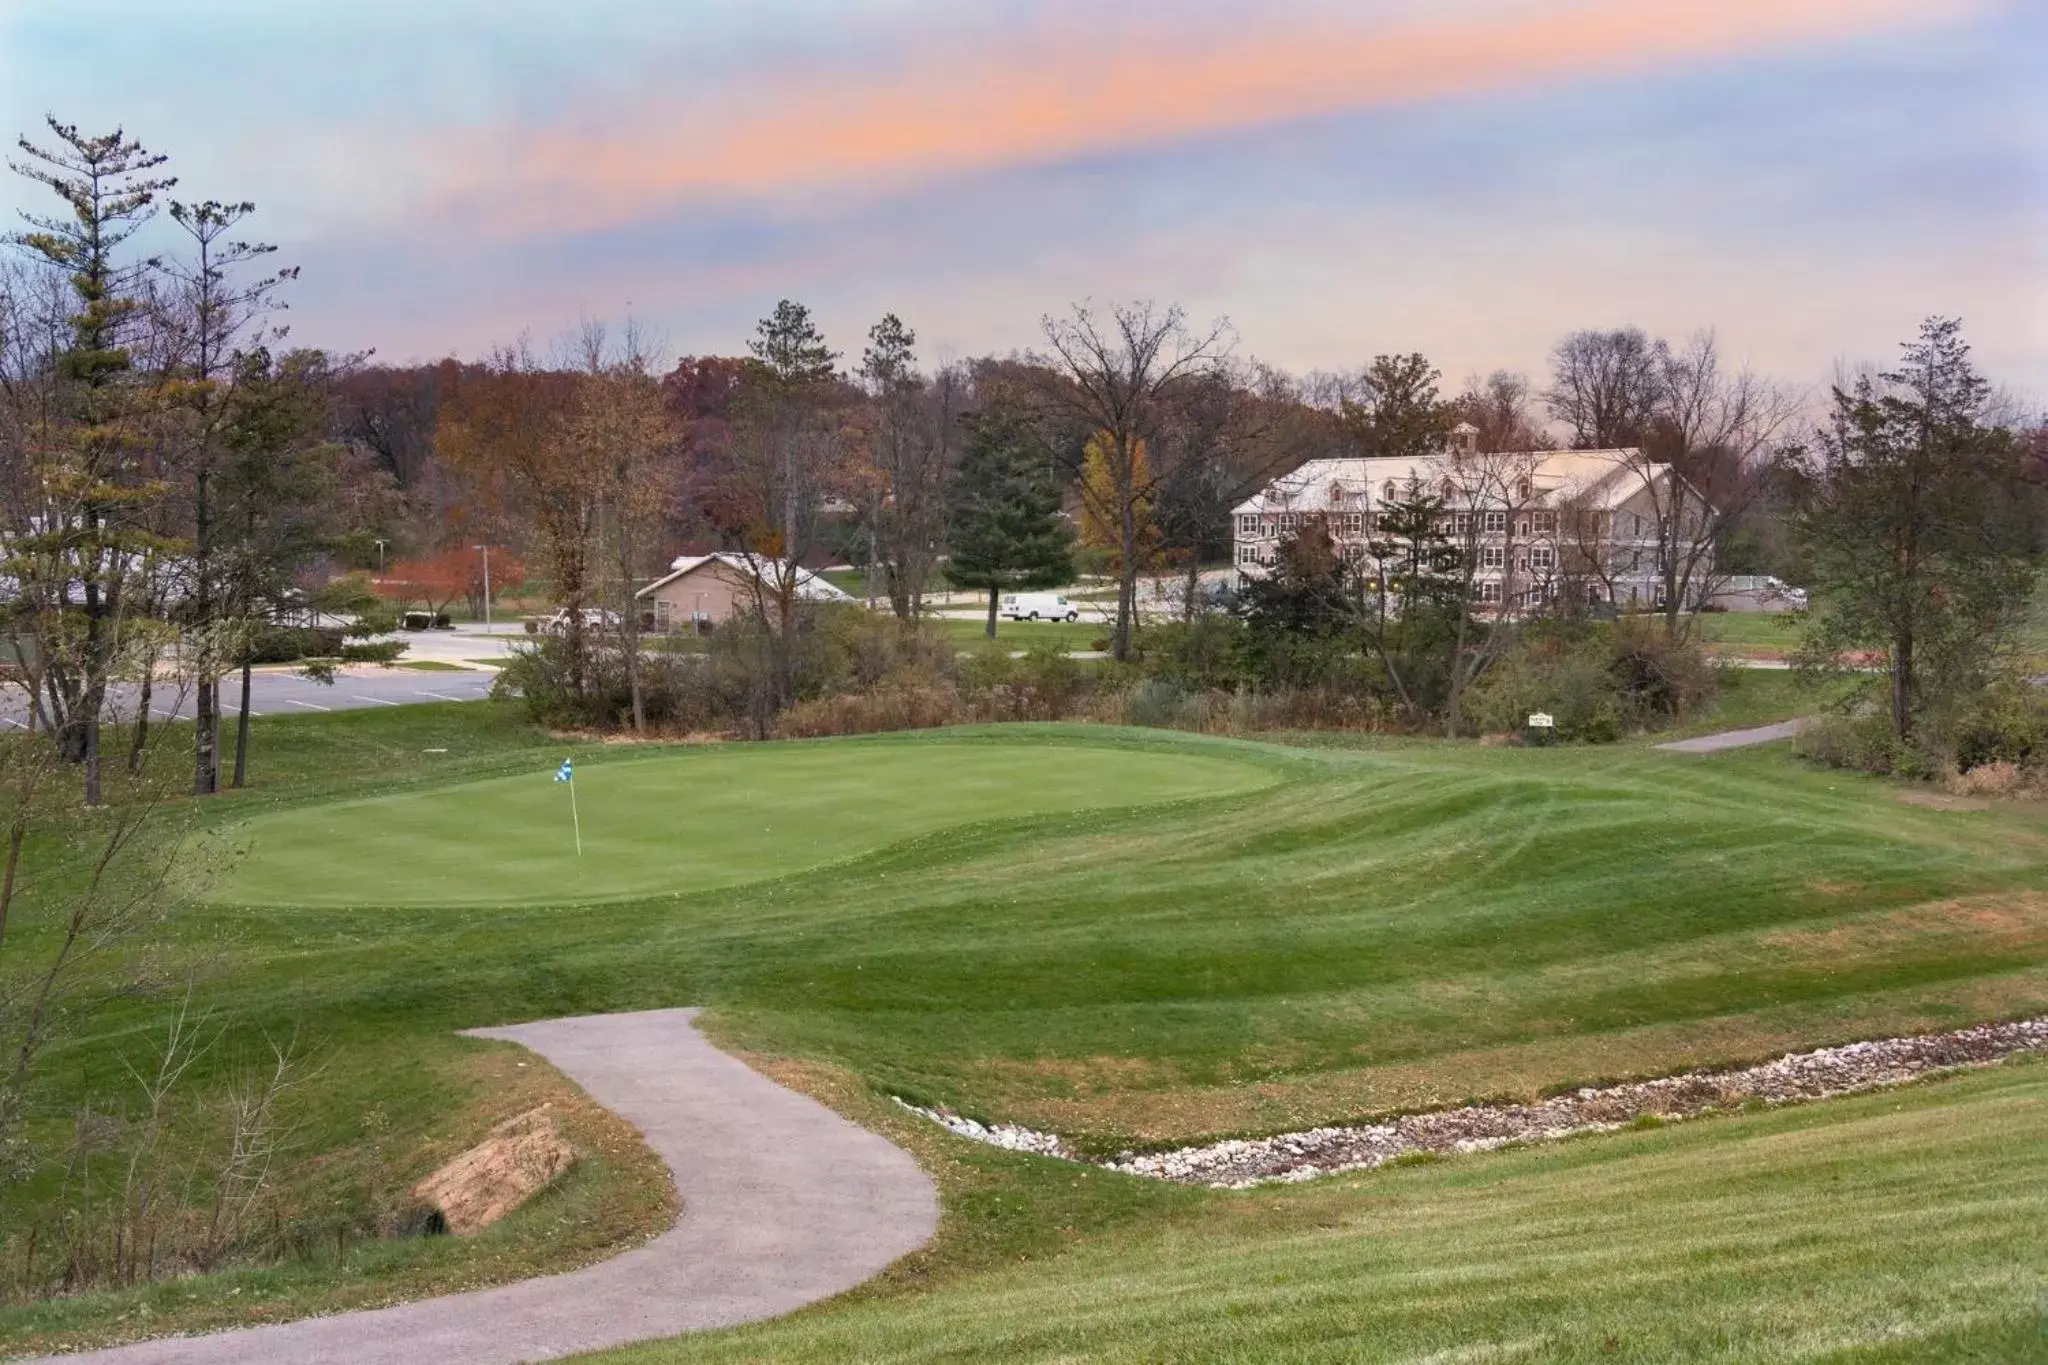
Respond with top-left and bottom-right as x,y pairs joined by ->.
1798,318 -> 2032,741
948,399 -> 1073,639
5,119 -> 177,805
1234,518 -> 1355,685
1362,481 -> 1467,719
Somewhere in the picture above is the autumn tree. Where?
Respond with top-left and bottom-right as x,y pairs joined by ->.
436,348 -> 590,693
1798,318 -> 2033,741
947,397 -> 1073,638
1033,301 -> 1233,661
566,321 -> 678,734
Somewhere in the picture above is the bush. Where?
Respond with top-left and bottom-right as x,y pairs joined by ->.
246,625 -> 345,664
1794,713 -> 1905,775
1952,679 -> 2048,773
339,641 -> 407,664
1464,620 -> 1714,743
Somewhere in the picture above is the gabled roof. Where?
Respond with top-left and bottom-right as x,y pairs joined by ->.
1232,449 -> 1672,517
635,553 -> 855,603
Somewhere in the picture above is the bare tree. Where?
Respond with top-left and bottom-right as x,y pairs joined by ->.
1455,370 -> 1547,453
1434,447 -> 1547,737
1545,328 -> 1668,449
1030,302 -> 1234,660
857,315 -> 956,622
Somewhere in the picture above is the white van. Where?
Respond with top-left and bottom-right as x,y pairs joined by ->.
999,592 -> 1081,622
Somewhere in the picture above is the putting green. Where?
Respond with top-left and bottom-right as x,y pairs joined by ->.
215,739 -> 1274,908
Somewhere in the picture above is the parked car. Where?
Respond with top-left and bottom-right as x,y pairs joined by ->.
1000,592 -> 1081,622
533,607 -> 623,634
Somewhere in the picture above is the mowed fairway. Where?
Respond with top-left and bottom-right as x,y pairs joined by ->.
214,739 -> 1275,907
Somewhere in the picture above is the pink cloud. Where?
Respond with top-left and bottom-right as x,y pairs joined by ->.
416,0 -> 1984,237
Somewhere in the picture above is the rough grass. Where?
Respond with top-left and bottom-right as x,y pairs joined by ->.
597,1058 -> 2048,1364
4,704 -> 2045,1354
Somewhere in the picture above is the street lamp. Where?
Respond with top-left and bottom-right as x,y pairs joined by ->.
372,538 -> 388,572
472,544 -> 493,631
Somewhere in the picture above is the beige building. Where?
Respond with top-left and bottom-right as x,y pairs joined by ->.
635,554 -> 853,633
1232,433 -> 1710,613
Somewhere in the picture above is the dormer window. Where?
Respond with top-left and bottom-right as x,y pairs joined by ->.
1382,481 -> 1396,502
1517,479 -> 1532,500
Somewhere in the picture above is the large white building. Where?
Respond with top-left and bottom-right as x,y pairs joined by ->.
1231,432 -> 1707,613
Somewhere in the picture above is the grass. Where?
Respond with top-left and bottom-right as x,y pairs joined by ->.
934,616 -> 1106,649
392,659 -> 477,672
213,741 -> 1273,908
600,1058 -> 2048,1364
5,704 -> 2045,1355
1698,611 -> 1806,658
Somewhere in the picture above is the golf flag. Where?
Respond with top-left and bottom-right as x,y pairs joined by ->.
555,757 -> 582,856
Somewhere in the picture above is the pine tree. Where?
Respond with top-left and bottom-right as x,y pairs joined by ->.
1799,318 -> 2032,740
948,400 -> 1074,639
6,120 -> 177,805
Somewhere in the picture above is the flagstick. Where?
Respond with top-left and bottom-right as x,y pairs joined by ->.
568,774 -> 583,857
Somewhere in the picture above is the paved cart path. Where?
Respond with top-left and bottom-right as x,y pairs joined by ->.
37,1009 -> 938,1365
1655,718 -> 1807,754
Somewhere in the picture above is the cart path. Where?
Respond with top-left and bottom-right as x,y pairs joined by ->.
37,1009 -> 939,1365
1655,718 -> 1807,754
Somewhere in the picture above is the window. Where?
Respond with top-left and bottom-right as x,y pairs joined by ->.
1531,546 -> 1555,570
1343,543 -> 1367,563
1517,479 -> 1532,500
1479,581 -> 1503,603
1342,512 -> 1365,535
1382,481 -> 1397,502
1238,514 -> 1259,536
1237,545 -> 1260,566
1280,513 -> 1298,532
1483,511 -> 1507,534
1480,546 -> 1505,569
1532,511 -> 1557,535
654,598 -> 672,630
1452,512 -> 1473,536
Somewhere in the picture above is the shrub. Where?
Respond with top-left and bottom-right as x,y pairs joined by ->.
1464,620 -> 1714,743
1794,713 -> 1914,776
1951,679 -> 2048,773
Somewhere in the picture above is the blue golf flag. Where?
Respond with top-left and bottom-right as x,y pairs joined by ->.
554,758 -> 574,783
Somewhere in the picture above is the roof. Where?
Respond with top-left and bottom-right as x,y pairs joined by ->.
1231,449 -> 1672,517
635,553 -> 856,603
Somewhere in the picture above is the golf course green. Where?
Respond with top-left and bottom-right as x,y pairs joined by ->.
8,706 -> 2045,1359
214,738 -> 1278,907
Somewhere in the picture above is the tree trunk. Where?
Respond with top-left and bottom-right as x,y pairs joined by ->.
1891,631 -> 1914,741
127,662 -> 152,775
1116,487 -> 1138,663
986,587 -> 999,640
193,671 -> 218,796
231,658 -> 253,789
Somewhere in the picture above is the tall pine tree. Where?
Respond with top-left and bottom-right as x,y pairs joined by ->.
948,399 -> 1073,639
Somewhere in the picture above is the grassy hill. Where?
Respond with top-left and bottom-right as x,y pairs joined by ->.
3,703 -> 2043,1356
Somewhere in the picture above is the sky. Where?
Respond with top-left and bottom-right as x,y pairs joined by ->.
2,0 -> 2043,397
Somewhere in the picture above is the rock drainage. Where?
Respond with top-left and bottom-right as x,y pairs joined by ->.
897,1016 -> 2048,1189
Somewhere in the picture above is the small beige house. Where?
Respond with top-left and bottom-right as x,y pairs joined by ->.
635,554 -> 854,633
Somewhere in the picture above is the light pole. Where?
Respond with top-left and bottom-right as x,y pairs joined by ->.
472,544 -> 492,631
372,538 -> 388,572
